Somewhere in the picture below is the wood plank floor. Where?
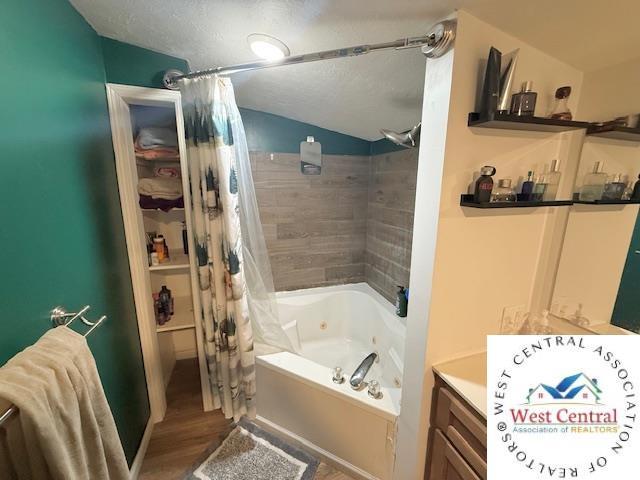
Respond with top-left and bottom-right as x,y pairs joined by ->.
139,359 -> 354,480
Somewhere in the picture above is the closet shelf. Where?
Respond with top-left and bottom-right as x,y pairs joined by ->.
586,124 -> 640,141
156,296 -> 195,333
460,194 -> 573,209
468,112 -> 589,132
572,194 -> 640,205
149,250 -> 190,272
141,207 -> 185,212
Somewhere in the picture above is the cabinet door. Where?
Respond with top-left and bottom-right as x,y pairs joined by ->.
428,429 -> 480,480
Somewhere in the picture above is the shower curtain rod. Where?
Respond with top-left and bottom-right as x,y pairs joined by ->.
164,20 -> 456,89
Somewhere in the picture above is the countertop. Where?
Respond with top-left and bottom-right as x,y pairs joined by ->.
433,352 -> 487,418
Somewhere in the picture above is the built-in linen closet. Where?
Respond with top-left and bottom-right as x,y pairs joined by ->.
106,84 -> 211,422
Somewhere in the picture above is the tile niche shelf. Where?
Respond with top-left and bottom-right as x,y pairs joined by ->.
468,112 -> 590,132
586,124 -> 640,142
460,194 -> 573,209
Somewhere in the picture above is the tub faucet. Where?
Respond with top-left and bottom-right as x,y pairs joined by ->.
350,352 -> 378,390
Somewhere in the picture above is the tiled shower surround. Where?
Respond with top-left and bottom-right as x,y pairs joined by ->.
250,148 -> 417,302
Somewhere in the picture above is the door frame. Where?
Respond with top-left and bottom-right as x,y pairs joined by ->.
105,83 -> 212,422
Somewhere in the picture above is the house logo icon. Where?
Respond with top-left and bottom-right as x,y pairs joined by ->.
526,373 -> 602,405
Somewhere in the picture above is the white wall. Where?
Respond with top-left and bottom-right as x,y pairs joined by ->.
395,10 -> 586,479
552,57 -> 640,325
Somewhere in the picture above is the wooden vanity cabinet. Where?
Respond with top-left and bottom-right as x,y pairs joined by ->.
425,376 -> 487,480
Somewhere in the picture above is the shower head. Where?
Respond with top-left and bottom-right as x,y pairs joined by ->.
380,122 -> 421,148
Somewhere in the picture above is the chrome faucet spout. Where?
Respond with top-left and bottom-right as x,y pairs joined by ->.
350,352 -> 378,389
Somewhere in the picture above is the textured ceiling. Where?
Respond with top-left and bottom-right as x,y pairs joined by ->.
70,0 -> 640,140
69,0 -> 459,140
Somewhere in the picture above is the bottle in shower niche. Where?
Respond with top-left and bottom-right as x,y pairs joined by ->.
548,86 -> 572,120
491,179 -> 517,202
531,174 -> 548,201
510,81 -> 537,116
520,171 -> 535,201
602,174 -> 626,201
579,161 -> 607,201
395,286 -> 408,318
473,166 -> 496,203
542,160 -> 562,201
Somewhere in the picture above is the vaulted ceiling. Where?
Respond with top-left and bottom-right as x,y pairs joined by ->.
70,0 -> 640,140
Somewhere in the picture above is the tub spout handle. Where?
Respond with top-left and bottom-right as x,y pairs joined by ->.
350,352 -> 378,390
332,366 -> 345,384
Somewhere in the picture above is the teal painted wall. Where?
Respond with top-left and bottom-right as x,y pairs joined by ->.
101,37 -> 190,89
1,0 -> 149,465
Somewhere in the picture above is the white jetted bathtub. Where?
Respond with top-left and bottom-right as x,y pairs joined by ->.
255,283 -> 405,480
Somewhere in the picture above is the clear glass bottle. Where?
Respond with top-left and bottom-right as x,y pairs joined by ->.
510,81 -> 537,116
579,161 -> 607,201
622,182 -> 633,201
548,86 -> 572,120
602,174 -> 626,201
531,174 -> 548,201
491,178 -> 517,202
542,160 -> 562,201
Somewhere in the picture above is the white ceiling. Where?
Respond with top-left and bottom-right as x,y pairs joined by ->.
70,0 -> 640,140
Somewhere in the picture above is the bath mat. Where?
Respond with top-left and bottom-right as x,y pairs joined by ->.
185,419 -> 319,480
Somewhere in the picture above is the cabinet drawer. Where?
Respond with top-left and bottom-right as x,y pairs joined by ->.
434,387 -> 487,479
429,429 -> 481,480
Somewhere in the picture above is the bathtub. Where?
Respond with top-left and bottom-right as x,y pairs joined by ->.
255,283 -> 405,480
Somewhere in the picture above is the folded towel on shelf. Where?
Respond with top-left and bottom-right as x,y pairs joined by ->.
139,194 -> 184,212
138,177 -> 183,200
0,327 -> 129,480
136,127 -> 178,149
134,143 -> 180,161
153,166 -> 181,178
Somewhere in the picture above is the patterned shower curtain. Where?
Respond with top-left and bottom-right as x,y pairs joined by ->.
179,76 -> 255,421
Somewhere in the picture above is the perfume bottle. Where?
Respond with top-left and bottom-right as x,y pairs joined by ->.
602,174 -> 626,201
632,174 -> 640,200
510,81 -> 537,116
520,171 -> 535,201
491,179 -> 517,202
622,182 -> 633,200
548,86 -> 572,120
542,160 -> 562,201
531,174 -> 548,201
579,161 -> 607,201
473,166 -> 496,203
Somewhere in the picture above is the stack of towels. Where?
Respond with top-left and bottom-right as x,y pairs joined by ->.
134,127 -> 180,160
135,127 -> 185,211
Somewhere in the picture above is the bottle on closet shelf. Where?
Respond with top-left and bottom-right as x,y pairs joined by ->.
520,171 -> 535,201
182,221 -> 189,255
531,173 -> 548,201
548,86 -> 573,120
602,174 -> 626,201
542,160 -> 562,201
159,285 -> 174,321
491,179 -> 517,202
631,174 -> 640,201
473,166 -> 496,203
153,236 -> 166,263
579,161 -> 607,201
510,81 -> 537,116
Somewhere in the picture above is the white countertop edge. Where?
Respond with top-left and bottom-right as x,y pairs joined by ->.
433,351 -> 487,419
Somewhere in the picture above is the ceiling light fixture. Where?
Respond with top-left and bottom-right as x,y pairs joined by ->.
247,33 -> 290,61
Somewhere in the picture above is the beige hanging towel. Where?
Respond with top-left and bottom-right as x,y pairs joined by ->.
0,327 -> 129,480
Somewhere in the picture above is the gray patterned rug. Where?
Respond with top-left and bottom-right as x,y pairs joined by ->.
186,420 -> 319,480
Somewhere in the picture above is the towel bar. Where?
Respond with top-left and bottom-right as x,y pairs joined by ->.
0,306 -> 107,429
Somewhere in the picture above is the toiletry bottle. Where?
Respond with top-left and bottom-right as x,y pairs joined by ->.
491,179 -> 517,202
532,173 -> 548,201
182,221 -> 189,254
480,47 -> 501,115
153,292 -> 165,325
153,236 -> 166,262
520,171 -> 535,201
395,286 -> 408,318
548,86 -> 572,120
510,81 -> 537,116
473,166 -> 496,203
632,174 -> 640,201
159,285 -> 173,321
542,160 -> 562,201
602,174 -> 626,201
579,161 -> 607,201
